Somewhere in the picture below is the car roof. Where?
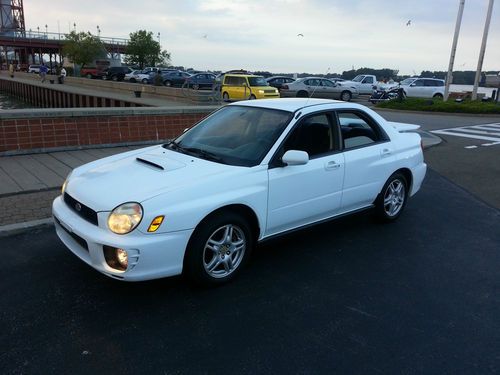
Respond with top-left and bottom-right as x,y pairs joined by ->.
229,98 -> 363,112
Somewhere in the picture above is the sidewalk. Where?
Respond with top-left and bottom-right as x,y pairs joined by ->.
0,133 -> 441,235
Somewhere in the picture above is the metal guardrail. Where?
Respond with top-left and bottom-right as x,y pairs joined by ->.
0,31 -> 128,46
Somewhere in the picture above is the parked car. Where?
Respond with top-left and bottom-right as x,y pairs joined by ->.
398,77 -> 445,98
161,71 -> 192,87
184,73 -> 216,89
52,98 -> 426,285
337,74 -> 385,94
102,67 -> 132,81
280,77 -> 358,101
124,70 -> 150,84
28,64 -> 41,73
266,76 -> 296,90
221,74 -> 279,101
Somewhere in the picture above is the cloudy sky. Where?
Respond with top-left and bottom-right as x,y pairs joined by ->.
25,0 -> 499,75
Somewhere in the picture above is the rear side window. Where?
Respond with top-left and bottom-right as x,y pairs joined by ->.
337,111 -> 388,150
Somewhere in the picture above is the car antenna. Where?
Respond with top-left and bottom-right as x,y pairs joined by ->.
306,67 -> 330,106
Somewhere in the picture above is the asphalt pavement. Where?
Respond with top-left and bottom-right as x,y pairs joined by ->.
1,170 -> 499,374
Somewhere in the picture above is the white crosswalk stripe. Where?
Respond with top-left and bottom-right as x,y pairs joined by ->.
431,123 -> 500,147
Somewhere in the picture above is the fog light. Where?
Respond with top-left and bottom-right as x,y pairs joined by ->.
116,248 -> 128,268
103,246 -> 128,271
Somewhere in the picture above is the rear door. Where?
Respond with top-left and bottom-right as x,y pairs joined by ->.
336,110 -> 395,211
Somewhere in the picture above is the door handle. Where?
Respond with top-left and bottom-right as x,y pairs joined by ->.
325,161 -> 341,170
381,148 -> 392,157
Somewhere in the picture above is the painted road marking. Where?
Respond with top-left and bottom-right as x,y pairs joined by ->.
431,123 -> 500,148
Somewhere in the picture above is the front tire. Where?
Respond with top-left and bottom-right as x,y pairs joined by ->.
164,80 -> 172,87
374,173 -> 408,222
184,212 -> 253,286
223,92 -> 230,102
433,93 -> 443,99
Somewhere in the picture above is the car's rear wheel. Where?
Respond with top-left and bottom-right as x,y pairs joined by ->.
340,90 -> 352,102
249,94 -> 256,100
297,91 -> 309,98
164,80 -> 172,87
184,212 -> 253,286
86,73 -> 92,79
112,75 -> 118,81
223,92 -> 230,102
141,78 -> 148,84
375,172 -> 408,222
433,93 -> 443,99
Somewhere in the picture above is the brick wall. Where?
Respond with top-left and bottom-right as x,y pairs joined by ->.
0,110 -> 212,154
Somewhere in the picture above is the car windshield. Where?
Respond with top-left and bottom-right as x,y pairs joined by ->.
352,75 -> 364,82
166,106 -> 293,167
400,78 -> 416,85
248,77 -> 269,86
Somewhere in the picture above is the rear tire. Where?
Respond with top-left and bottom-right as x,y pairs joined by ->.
164,80 -> 172,87
249,94 -> 256,100
141,78 -> 148,84
223,92 -> 230,102
340,90 -> 352,102
86,73 -> 92,79
374,172 -> 408,222
433,93 -> 443,99
184,212 -> 253,286
297,91 -> 309,98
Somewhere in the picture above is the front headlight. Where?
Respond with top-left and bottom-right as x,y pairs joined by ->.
61,172 -> 72,194
107,202 -> 143,234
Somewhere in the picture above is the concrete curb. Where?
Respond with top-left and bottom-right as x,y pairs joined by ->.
0,218 -> 54,238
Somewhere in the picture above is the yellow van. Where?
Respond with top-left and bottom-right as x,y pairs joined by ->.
221,74 -> 279,101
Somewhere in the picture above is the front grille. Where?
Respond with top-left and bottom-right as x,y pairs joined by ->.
64,193 -> 98,226
55,216 -> 89,251
264,90 -> 277,94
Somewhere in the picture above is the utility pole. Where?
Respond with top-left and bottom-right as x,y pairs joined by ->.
472,0 -> 495,100
444,0 -> 465,101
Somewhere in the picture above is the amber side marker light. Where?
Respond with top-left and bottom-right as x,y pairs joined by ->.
148,216 -> 165,232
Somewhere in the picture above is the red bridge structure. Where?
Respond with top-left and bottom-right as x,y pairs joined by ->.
0,0 -> 127,69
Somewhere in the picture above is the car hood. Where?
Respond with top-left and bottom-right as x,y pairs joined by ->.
66,146 -> 238,211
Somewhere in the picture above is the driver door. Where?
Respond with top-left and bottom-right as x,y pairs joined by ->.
266,112 -> 345,236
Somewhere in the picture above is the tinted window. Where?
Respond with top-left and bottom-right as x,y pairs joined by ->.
283,113 -> 336,158
412,79 -> 425,87
304,79 -> 321,86
337,112 -> 386,149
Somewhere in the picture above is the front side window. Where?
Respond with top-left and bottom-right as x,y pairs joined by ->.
337,112 -> 387,149
362,77 -> 374,84
169,106 -> 293,167
283,113 -> 337,158
321,79 -> 335,87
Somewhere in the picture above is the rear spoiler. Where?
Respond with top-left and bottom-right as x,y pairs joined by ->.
387,121 -> 420,132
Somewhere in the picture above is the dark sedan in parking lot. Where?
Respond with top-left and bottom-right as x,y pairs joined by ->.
266,76 -> 296,90
185,73 -> 216,89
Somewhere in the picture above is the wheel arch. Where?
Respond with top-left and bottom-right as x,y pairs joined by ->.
394,167 -> 413,193
183,203 -> 261,268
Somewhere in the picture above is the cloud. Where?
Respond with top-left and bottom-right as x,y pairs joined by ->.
24,0 -> 499,74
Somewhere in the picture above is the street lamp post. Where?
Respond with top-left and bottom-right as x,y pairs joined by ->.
73,23 -> 76,32
97,25 -> 101,37
157,32 -> 161,45
45,24 -> 48,37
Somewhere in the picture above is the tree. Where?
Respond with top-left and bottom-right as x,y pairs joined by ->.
63,31 -> 105,71
125,30 -> 171,69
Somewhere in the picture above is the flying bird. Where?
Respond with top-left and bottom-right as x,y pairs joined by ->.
202,34 -> 208,39
297,33 -> 304,37
406,20 -> 411,26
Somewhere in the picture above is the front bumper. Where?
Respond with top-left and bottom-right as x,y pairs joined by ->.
52,196 -> 193,281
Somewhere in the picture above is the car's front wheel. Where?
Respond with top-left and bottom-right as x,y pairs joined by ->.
184,212 -> 253,286
374,172 -> 408,222
223,92 -> 230,102
433,93 -> 443,99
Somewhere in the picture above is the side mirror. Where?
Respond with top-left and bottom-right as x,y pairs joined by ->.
282,150 -> 309,166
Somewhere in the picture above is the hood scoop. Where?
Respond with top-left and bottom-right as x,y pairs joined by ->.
136,157 -> 164,170
134,153 -> 186,172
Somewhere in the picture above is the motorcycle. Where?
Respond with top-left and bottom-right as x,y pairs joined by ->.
369,85 -> 405,104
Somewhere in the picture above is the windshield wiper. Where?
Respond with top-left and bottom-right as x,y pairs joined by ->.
183,147 -> 224,163
163,140 -> 187,154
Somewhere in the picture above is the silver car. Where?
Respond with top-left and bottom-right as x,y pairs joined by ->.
280,77 -> 358,101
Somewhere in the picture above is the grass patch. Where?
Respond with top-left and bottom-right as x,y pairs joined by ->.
376,98 -> 500,114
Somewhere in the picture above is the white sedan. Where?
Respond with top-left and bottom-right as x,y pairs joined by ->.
124,70 -> 150,84
52,99 -> 426,285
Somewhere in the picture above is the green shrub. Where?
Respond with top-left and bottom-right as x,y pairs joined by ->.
376,98 -> 500,114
